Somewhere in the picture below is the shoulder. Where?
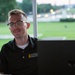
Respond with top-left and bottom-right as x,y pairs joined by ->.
1,39 -> 14,52
31,37 -> 37,42
28,35 -> 38,42
30,37 -> 38,46
29,36 -> 38,48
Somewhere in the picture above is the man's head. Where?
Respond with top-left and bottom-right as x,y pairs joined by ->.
7,9 -> 30,38
8,9 -> 27,23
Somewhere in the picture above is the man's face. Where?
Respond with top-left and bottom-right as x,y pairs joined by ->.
8,14 -> 30,38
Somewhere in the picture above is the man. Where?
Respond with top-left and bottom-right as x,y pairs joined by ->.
0,9 -> 38,75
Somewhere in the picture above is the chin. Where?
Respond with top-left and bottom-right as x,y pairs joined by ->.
14,35 -> 22,38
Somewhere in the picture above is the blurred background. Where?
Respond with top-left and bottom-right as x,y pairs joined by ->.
0,0 -> 75,49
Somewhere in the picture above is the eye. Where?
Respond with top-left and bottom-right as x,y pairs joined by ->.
9,22 -> 14,26
7,22 -> 14,27
16,21 -> 22,26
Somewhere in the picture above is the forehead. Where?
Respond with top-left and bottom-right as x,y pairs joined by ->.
8,14 -> 27,23
9,14 -> 22,21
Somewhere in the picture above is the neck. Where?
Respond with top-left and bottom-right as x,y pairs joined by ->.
15,35 -> 28,46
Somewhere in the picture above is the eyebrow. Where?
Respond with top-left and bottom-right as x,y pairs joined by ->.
8,20 -> 22,23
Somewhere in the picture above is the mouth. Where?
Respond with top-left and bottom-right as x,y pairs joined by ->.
13,29 -> 21,34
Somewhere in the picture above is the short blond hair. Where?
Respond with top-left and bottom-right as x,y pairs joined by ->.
8,9 -> 27,18
8,9 -> 28,22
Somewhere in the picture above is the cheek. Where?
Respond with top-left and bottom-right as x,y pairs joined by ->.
24,23 -> 28,28
9,27 -> 13,32
22,26 -> 27,33
23,25 -> 27,30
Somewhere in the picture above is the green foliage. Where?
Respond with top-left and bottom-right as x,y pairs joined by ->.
60,18 -> 75,22
53,5 -> 63,11
37,4 -> 53,13
18,0 -> 63,14
0,0 -> 18,22
20,0 -> 32,14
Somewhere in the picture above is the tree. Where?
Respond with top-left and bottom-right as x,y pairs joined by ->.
0,0 -> 18,22
37,4 -> 54,13
21,0 -> 32,15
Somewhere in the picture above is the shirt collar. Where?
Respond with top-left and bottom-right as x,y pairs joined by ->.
12,35 -> 35,50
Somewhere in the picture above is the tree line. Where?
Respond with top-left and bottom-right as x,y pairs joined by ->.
0,0 -> 62,22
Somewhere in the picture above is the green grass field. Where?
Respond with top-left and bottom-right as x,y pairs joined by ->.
0,22 -> 75,49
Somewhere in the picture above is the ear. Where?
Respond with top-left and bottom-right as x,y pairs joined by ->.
27,22 -> 30,29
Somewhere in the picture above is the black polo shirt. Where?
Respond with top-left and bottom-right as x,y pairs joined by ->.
0,35 -> 38,75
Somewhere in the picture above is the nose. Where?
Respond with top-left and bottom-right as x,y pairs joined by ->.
12,23 -> 18,29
